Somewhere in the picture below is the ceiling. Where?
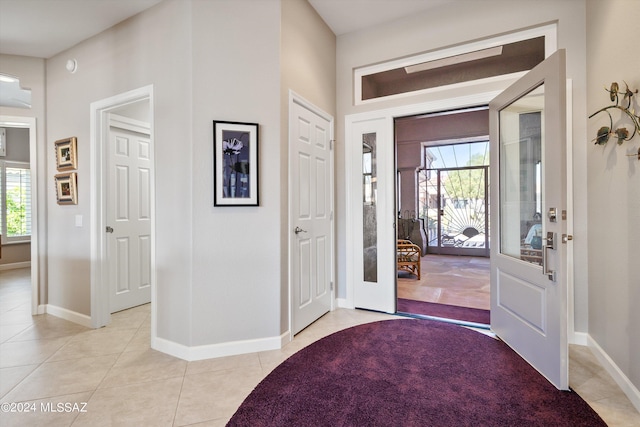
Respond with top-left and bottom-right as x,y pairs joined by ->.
0,0 -> 164,59
0,0 -> 449,59
0,0 -> 448,107
307,0 -> 449,36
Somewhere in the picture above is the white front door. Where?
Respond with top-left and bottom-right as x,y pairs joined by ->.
489,49 -> 568,389
290,97 -> 334,334
348,116 -> 396,313
107,124 -> 152,312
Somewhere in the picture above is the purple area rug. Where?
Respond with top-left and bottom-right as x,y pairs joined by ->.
228,319 -> 605,427
397,298 -> 490,324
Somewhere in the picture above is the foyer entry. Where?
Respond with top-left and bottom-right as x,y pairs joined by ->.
395,109 -> 491,317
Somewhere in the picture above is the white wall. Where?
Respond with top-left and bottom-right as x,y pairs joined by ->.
335,0 -> 589,333
586,0 -> 640,392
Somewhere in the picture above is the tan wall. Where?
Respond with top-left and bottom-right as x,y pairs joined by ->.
586,0 -> 640,392
45,1 -> 193,343
280,0 -> 336,330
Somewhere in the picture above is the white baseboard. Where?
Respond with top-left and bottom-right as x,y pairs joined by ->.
152,331 -> 289,362
571,331 -> 588,346
37,304 -> 46,315
588,335 -> 640,413
336,298 -> 353,309
45,304 -> 92,328
0,261 -> 31,271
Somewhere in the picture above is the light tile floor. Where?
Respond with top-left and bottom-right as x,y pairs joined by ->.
398,254 -> 490,310
1,268 -> 639,426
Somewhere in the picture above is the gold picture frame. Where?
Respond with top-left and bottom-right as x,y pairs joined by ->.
55,172 -> 78,205
55,137 -> 77,171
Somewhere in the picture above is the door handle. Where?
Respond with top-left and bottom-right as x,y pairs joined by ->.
542,231 -> 556,282
294,226 -> 307,235
106,226 -> 114,233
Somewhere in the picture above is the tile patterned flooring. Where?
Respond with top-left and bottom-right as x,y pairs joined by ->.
1,268 -> 639,426
397,254 -> 490,310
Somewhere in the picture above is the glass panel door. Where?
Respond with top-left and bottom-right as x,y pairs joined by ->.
490,49 -> 567,390
418,141 -> 490,256
362,133 -> 377,282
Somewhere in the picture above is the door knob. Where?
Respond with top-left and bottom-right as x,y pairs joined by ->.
294,226 -> 307,234
106,226 -> 114,233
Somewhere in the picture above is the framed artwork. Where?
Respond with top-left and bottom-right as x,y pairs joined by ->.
55,137 -> 78,171
55,172 -> 78,205
213,120 -> 259,206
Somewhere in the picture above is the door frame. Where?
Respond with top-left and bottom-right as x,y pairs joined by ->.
89,85 -> 155,330
288,90 -> 335,339
421,164 -> 489,257
344,86 -> 575,333
0,115 -> 39,315
345,92 -> 501,309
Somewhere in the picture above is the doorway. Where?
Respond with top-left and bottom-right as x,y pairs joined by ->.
395,109 -> 491,320
0,116 -> 39,316
90,86 -> 155,330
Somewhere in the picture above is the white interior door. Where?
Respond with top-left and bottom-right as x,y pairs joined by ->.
489,49 -> 568,389
291,97 -> 333,335
349,116 -> 396,313
107,123 -> 152,313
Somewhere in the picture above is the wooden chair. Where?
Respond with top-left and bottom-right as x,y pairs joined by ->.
397,239 -> 421,279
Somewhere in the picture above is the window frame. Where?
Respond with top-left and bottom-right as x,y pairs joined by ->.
1,159 -> 32,244
353,23 -> 557,106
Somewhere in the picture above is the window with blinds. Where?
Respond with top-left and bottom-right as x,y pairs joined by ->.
1,161 -> 31,242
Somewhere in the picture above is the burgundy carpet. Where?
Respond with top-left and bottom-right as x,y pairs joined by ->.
397,298 -> 490,325
228,319 -> 605,427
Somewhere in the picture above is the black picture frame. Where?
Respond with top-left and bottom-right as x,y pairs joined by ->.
213,120 -> 259,206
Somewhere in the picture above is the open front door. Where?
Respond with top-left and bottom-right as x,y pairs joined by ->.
489,50 -> 568,389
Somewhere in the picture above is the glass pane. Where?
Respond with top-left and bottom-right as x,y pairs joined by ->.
5,167 -> 31,237
363,132 -> 377,282
499,84 -> 544,265
418,169 -> 439,247
361,37 -> 545,101
419,141 -> 490,252
439,167 -> 488,250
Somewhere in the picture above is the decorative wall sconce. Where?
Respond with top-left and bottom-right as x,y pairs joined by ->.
589,82 -> 640,147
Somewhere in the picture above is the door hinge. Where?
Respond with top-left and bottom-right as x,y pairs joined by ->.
330,139 -> 335,150
330,210 -> 333,221
330,281 -> 334,291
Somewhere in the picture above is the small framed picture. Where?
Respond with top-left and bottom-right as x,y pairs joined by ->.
213,120 -> 259,206
55,172 -> 78,205
55,137 -> 77,171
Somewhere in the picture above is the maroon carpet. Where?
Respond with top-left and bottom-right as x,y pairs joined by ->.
397,298 -> 490,324
228,319 -> 606,427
